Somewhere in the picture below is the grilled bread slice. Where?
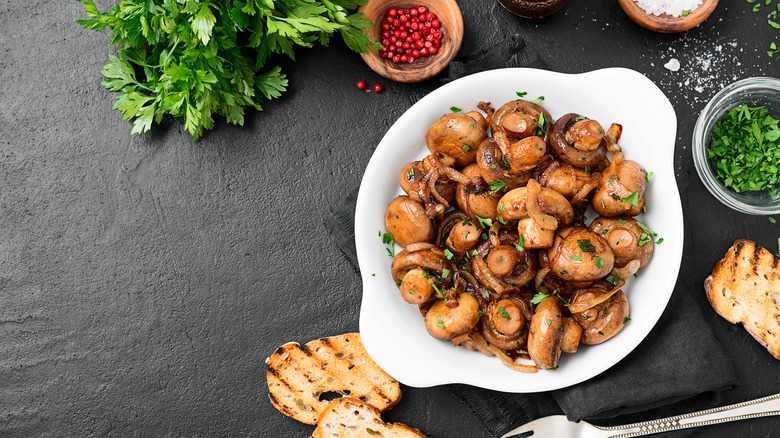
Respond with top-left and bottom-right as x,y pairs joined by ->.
705,240 -> 780,360
266,333 -> 402,424
312,397 -> 427,438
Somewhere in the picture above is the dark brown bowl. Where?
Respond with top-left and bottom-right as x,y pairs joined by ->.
618,0 -> 719,33
357,0 -> 463,83
497,0 -> 569,19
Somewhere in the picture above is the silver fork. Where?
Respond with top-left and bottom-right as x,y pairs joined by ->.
501,392 -> 780,438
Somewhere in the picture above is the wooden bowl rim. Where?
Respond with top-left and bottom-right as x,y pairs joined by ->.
617,0 -> 719,33
357,0 -> 464,83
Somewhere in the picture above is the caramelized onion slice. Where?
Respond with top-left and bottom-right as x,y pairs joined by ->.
470,332 -> 538,373
610,259 -> 641,280
568,281 -> 625,314
534,267 -> 551,290
404,242 -> 437,253
473,255 -> 506,295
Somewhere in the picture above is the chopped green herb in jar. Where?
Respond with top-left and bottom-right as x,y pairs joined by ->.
708,102 -> 780,195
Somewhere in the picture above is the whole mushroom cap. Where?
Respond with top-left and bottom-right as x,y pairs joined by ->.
426,114 -> 487,168
385,196 -> 434,248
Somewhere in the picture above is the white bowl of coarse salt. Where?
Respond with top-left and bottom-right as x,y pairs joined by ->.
618,0 -> 719,33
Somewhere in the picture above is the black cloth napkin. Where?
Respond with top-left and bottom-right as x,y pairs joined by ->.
324,35 -> 738,437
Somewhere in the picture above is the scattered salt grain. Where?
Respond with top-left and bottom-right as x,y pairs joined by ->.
664,58 -> 681,72
634,0 -> 702,17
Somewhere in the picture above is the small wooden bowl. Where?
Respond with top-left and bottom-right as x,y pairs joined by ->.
357,0 -> 463,83
618,0 -> 719,33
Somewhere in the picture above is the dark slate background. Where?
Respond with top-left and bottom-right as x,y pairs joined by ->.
1,0 -> 779,437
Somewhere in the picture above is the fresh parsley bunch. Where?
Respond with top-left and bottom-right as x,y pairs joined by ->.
78,0 -> 379,140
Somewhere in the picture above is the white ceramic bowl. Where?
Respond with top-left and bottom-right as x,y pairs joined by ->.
355,68 -> 683,392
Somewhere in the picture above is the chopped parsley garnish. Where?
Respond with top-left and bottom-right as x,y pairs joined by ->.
595,256 -> 604,268
475,215 -> 493,228
471,249 -> 479,256
436,315 -> 444,329
478,310 -> 484,317
531,292 -> 549,305
569,255 -> 582,261
462,144 -> 471,151
532,96 -> 545,103
382,232 -> 395,257
443,249 -> 454,260
605,275 -> 619,286
409,289 -> 414,294
535,112 -> 547,136
441,268 -> 450,279
577,239 -> 596,252
516,235 -> 525,252
624,315 -> 631,324
557,293 -> 569,305
484,289 -> 491,299
489,180 -> 508,192
584,166 -> 591,173
636,221 -> 658,247
620,190 -> 640,206
618,219 -> 627,224
432,283 -> 443,298
499,202 -> 506,212
682,9 -> 691,16
501,157 -> 511,170
451,106 -> 462,113
516,91 -> 527,97
656,238 -> 664,244
645,170 -> 654,181
546,318 -> 552,326
598,330 -> 605,336
601,198 -> 606,209
469,124 -> 477,128
771,217 -> 777,224
497,215 -> 507,225
498,306 -> 510,319
491,164 -> 497,169
708,102 -> 780,194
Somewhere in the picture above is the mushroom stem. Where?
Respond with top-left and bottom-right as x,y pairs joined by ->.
527,179 -> 559,231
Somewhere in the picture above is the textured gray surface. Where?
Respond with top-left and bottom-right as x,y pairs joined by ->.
0,0 -> 779,437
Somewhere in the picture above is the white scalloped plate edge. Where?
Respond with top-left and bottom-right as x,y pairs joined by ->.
355,67 -> 682,393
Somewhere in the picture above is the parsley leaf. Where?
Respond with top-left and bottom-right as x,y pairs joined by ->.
516,235 -> 525,252
620,190 -> 640,206
498,306 -> 510,318
577,239 -> 596,252
475,215 -> 493,228
489,180 -> 508,192
530,292 -> 549,305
